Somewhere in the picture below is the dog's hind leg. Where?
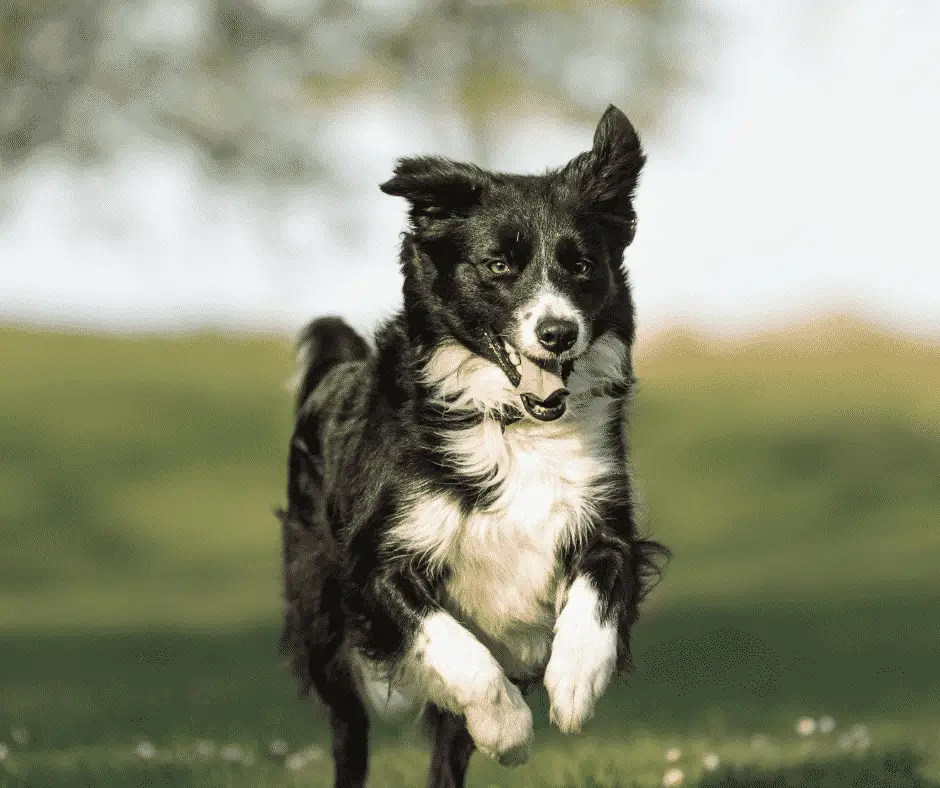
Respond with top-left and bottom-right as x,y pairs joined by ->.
329,698 -> 369,788
312,665 -> 370,788
425,704 -> 476,788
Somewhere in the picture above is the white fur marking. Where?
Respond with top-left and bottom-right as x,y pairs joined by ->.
392,335 -> 629,681
422,340 -> 517,416
387,490 -> 465,568
383,333 -> 630,750
411,612 -> 503,708
349,651 -> 417,718
544,575 -> 618,734
516,286 -> 590,360
409,612 -> 533,765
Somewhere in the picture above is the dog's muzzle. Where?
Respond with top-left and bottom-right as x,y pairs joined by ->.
481,329 -> 570,422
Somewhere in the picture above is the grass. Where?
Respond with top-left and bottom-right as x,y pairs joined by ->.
1,316 -> 939,786
4,737 -> 937,788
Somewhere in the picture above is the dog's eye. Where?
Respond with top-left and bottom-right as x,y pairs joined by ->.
572,259 -> 593,276
488,259 -> 510,275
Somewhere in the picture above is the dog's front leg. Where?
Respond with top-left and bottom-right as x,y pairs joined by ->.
408,611 -> 532,766
543,574 -> 619,733
545,524 -> 643,734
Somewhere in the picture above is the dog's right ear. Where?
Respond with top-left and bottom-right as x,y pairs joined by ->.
380,156 -> 489,219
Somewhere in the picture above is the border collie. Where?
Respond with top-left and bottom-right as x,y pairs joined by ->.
278,104 -> 669,788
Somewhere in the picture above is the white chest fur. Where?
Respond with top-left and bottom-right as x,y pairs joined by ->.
389,333 -> 629,678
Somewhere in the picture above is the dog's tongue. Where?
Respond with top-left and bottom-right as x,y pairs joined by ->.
515,355 -> 567,401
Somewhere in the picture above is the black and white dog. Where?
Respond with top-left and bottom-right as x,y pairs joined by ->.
278,105 -> 668,788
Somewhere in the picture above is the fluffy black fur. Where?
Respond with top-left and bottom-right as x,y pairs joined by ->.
278,105 -> 669,788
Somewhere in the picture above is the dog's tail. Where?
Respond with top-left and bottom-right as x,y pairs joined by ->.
289,316 -> 370,412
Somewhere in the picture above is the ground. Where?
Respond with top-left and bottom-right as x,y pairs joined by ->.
1,318 -> 939,787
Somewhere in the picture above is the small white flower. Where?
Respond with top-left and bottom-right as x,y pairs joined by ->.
221,745 -> 242,762
796,717 -> 817,736
818,715 -> 836,734
0,742 -> 9,761
302,745 -> 325,762
10,728 -> 29,746
285,752 -> 306,772
196,740 -> 215,758
703,753 -> 720,771
666,747 -> 682,762
136,742 -> 156,760
663,767 -> 685,786
269,738 -> 289,757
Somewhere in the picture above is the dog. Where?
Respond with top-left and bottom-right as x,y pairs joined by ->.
278,104 -> 669,788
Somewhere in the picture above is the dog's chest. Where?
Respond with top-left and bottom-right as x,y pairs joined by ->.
428,412 -> 615,675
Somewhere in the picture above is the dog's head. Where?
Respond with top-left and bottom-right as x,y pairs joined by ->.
381,105 -> 645,421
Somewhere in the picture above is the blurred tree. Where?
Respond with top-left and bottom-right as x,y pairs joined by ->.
0,0 -> 709,184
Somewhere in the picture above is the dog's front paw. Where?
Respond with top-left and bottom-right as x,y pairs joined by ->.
544,578 -> 618,734
543,632 -> 616,734
464,674 -> 533,767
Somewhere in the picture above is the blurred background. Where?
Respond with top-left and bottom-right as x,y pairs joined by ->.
1,1 -> 939,787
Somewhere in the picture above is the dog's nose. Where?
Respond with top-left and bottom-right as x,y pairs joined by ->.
535,317 -> 579,353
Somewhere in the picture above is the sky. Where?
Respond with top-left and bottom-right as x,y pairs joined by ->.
1,0 -> 938,341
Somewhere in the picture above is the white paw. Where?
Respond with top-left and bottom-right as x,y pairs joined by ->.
544,642 -> 615,733
408,612 -> 533,765
544,577 -> 618,734
463,673 -> 533,767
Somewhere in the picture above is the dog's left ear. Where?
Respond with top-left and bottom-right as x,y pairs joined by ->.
565,105 -> 646,244
380,156 -> 490,220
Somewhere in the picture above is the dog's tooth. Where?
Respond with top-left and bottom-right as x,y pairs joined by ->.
508,348 -> 521,366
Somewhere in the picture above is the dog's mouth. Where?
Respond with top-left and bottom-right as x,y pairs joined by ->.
519,389 -> 568,422
482,330 -> 570,422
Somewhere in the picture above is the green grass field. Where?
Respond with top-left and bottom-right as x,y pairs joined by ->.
1,317 -> 939,787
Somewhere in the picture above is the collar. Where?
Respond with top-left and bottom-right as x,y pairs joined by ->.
499,378 -> 631,430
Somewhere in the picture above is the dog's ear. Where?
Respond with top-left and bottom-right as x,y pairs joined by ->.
380,156 -> 489,219
565,105 -> 646,244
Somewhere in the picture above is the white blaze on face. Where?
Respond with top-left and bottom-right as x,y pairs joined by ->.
515,285 -> 590,361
